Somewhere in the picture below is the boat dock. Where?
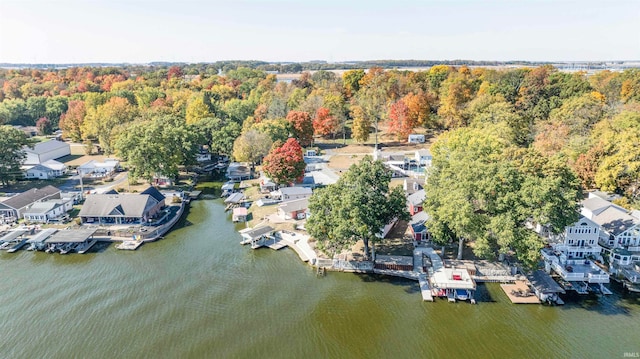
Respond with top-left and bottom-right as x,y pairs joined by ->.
419,274 -> 434,301
500,280 -> 541,304
26,228 -> 58,251
7,238 -> 29,253
116,240 -> 143,250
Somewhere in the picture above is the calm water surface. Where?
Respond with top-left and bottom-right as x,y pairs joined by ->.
1,199 -> 639,358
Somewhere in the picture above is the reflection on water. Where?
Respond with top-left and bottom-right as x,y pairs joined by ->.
0,199 -> 638,358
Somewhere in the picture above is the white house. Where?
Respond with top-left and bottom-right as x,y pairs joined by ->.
78,159 -> 119,178
408,134 -> 425,143
23,199 -> 73,223
271,187 -> 312,201
415,149 -> 432,168
23,160 -> 67,180
23,139 -> 71,165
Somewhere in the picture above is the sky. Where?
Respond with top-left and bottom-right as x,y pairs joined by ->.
0,0 -> 638,64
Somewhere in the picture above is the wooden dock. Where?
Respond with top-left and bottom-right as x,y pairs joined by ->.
116,241 -> 144,250
419,274 -> 434,301
500,281 -> 541,304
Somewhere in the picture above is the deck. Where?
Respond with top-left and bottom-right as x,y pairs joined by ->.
116,241 -> 144,250
419,274 -> 434,301
500,281 -> 541,304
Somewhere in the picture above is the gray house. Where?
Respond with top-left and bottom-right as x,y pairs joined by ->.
0,186 -> 61,222
78,187 -> 165,225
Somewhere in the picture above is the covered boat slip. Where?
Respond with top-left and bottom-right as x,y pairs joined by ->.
0,229 -> 30,251
25,228 -> 58,251
0,229 -> 29,243
44,228 -> 99,254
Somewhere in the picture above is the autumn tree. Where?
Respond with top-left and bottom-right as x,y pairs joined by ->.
82,97 -> 137,155
36,117 -> 53,135
350,105 -> 371,143
232,129 -> 272,166
59,100 -> 86,142
262,138 -> 306,185
388,99 -> 416,140
313,107 -> 338,137
286,110 -> 314,147
185,96 -> 213,124
307,156 -> 409,259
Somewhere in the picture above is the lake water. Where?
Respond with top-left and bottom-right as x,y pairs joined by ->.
1,199 -> 639,358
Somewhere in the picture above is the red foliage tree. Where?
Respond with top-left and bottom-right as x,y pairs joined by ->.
286,110 -> 314,147
36,117 -> 53,135
388,99 -> 417,140
313,107 -> 338,137
167,66 -> 184,80
59,100 -> 86,142
262,138 -> 306,185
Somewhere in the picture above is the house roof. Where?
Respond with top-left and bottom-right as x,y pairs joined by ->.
591,207 -> 639,236
581,197 -> 639,235
277,187 -> 312,196
410,211 -> 429,233
78,193 -> 159,218
0,186 -> 60,210
415,149 -> 432,157
24,139 -> 69,155
279,198 -> 309,213
407,189 -> 426,206
45,228 -> 97,243
582,197 -> 626,217
25,164 -> 53,173
239,226 -> 274,239
233,207 -> 248,216
42,159 -> 66,171
224,192 -> 245,204
141,186 -> 166,203
527,270 -> 565,294
23,200 -> 64,214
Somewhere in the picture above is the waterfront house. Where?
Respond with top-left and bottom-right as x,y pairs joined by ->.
579,195 -> 640,289
23,139 -> 71,165
410,211 -> 429,242
226,162 -> 252,182
277,198 -> 309,220
23,198 -> 73,223
78,187 -> 165,225
540,216 -> 611,294
259,178 -> 277,193
0,186 -> 61,222
271,187 -> 312,202
407,189 -> 425,215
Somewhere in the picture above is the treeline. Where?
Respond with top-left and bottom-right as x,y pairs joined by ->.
0,64 -> 639,205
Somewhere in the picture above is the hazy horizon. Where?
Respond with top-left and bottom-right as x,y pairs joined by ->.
1,0 -> 639,64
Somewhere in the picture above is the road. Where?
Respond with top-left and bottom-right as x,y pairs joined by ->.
59,172 -> 129,194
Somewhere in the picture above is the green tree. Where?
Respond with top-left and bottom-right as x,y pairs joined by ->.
424,126 -> 580,267
0,125 -> 33,187
115,116 -> 200,183
307,156 -> 409,259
